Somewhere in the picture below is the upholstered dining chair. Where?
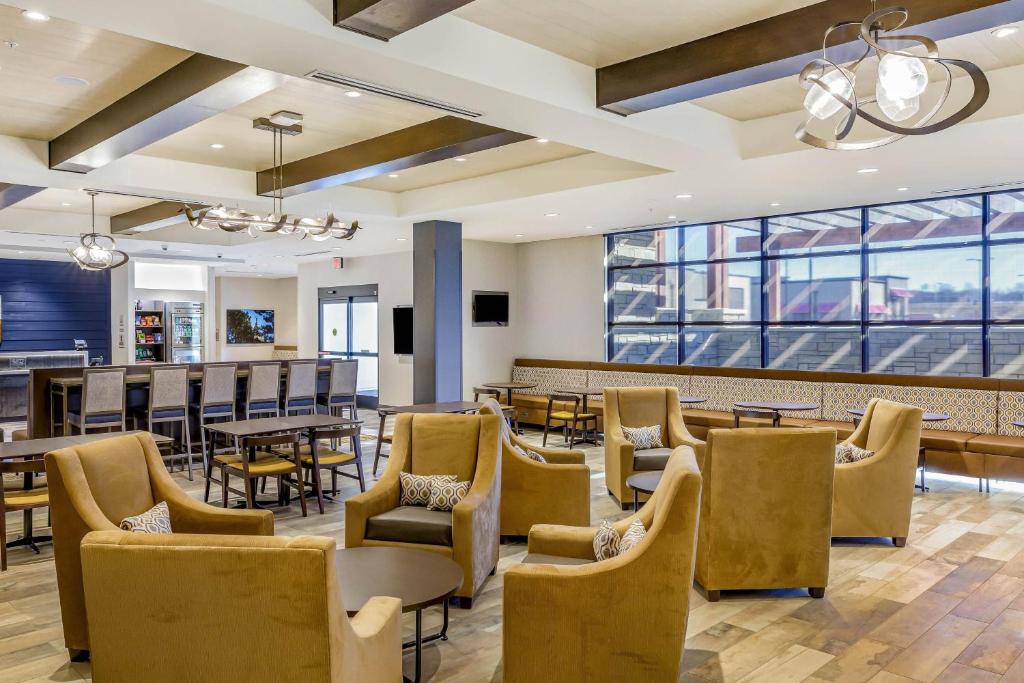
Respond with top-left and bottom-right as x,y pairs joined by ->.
474,386 -> 518,432
542,393 -> 597,449
45,432 -> 272,659
80,532 -> 401,683
223,433 -> 307,515
502,446 -> 702,683
832,398 -> 923,547
603,386 -> 704,509
245,361 -> 282,419
346,413 -> 501,608
695,427 -> 836,601
372,406 -> 394,476
478,398 -> 590,537
133,364 -> 193,479
325,358 -> 359,420
67,367 -> 126,435
284,359 -> 318,416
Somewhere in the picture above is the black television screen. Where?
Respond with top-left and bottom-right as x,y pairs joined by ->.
393,306 -> 413,355
473,291 -> 509,326
226,309 -> 275,344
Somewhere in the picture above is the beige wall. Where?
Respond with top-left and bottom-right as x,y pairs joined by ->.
462,240 -> 518,399
215,276 -> 297,362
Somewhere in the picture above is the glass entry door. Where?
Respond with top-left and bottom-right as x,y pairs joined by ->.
319,286 -> 378,408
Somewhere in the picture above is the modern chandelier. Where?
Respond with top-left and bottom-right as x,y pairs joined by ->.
796,2 -> 989,150
182,111 -> 360,242
68,191 -> 129,271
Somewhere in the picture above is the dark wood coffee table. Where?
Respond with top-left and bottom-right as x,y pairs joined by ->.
337,547 -> 463,683
626,470 -> 663,511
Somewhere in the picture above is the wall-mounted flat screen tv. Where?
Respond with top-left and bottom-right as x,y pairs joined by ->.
472,291 -> 509,326
226,309 -> 275,344
393,306 -> 413,355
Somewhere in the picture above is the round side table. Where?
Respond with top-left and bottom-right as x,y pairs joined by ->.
626,470 -> 663,511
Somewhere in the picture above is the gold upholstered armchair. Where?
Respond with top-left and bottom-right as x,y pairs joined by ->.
603,386 -> 703,509
502,446 -> 702,682
44,432 -> 273,658
345,413 -> 501,608
80,531 -> 401,683
832,398 -> 923,547
696,428 -> 836,601
479,398 -> 590,537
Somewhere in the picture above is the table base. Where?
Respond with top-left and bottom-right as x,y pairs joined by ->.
404,601 -> 450,683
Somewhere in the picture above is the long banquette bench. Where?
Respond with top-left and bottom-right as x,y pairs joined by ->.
509,359 -> 1024,488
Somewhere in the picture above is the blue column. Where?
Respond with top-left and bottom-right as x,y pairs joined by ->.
413,220 -> 462,403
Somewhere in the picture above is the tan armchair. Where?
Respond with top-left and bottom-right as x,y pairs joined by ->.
502,446 -> 702,682
479,398 -> 590,537
696,427 -> 836,601
832,398 -> 924,547
603,386 -> 703,509
345,413 -> 501,608
44,432 -> 273,657
81,531 -> 401,683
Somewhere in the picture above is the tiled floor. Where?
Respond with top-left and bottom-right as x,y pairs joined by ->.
4,420 -> 1024,682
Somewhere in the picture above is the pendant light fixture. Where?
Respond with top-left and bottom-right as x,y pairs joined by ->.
796,2 -> 989,150
182,111 -> 360,241
68,191 -> 129,271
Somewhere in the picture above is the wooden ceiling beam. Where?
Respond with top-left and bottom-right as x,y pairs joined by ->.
49,53 -> 282,173
0,183 -> 45,210
597,0 -> 1024,115
256,115 -> 531,197
110,201 -> 184,235
334,0 -> 476,40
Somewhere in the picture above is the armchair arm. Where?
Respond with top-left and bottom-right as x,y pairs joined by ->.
345,478 -> 400,549
603,429 -> 634,493
510,432 -> 585,465
349,595 -> 402,640
527,523 -> 598,560
337,595 -> 403,681
668,410 -> 705,454
164,490 -> 274,536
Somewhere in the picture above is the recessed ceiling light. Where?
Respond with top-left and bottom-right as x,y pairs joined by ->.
675,194 -> 693,199
897,186 -> 909,192
55,75 -> 89,87
544,212 -> 559,217
514,234 -> 524,238
345,90 -> 361,98
857,167 -> 880,174
585,225 -> 594,230
388,173 -> 400,178
17,250 -> 24,254
3,40 -> 17,49
22,10 -> 49,21
396,237 -> 407,242
209,143 -> 225,149
536,138 -> 549,144
454,157 -> 467,162
992,25 -> 1020,38
256,274 -> 263,277
667,215 -> 677,220
61,202 -> 72,207
770,202 -> 781,207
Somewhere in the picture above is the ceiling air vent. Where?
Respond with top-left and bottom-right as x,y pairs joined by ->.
933,180 -> 1024,194
305,70 -> 483,118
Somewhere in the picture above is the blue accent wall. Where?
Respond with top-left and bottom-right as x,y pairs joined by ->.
0,258 -> 111,362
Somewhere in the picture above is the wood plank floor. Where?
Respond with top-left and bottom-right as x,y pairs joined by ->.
4,421 -> 1024,682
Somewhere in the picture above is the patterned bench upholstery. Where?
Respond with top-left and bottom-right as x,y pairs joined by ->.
509,359 -> 1023,486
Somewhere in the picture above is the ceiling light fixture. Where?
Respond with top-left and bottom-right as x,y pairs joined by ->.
675,194 -> 693,199
857,167 -> 880,174
770,202 -> 782,207
55,75 -> 89,87
514,234 -> 524,238
897,186 -> 909,191
345,90 -> 361,98
454,157 -> 467,162
61,202 -> 72,207
544,212 -> 558,217
797,2 -> 989,150
22,9 -> 49,21
396,237 -> 407,242
667,215 -> 677,220
69,191 -> 129,272
183,112 -> 360,243
388,173 -> 400,178
992,25 -> 1020,38
585,225 -> 594,230
209,143 -> 225,149
536,138 -> 549,144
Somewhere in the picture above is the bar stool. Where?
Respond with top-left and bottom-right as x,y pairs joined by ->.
474,386 -> 518,432
67,368 -> 126,435
133,365 -> 193,479
324,359 -> 358,420
1,458 -> 48,571
372,407 -> 395,476
542,393 -> 597,449
245,362 -> 282,419
221,433 -> 307,516
284,360 -> 318,416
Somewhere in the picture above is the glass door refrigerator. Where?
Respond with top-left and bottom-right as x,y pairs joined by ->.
165,302 -> 204,363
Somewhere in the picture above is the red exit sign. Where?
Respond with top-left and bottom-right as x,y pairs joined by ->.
332,257 -> 344,269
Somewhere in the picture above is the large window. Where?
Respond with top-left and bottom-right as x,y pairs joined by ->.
606,192 -> 1024,377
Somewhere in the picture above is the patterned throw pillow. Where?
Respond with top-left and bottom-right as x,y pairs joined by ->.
427,479 -> 471,511
835,442 -> 875,465
120,501 -> 173,534
593,520 -> 620,561
622,424 -> 663,450
400,472 -> 456,506
618,519 -> 647,555
513,444 -> 547,464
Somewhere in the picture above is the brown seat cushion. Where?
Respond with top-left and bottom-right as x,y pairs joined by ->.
966,434 -> 1024,458
522,553 -> 594,566
682,410 -> 734,428
920,429 -> 977,452
365,506 -> 453,546
633,447 -> 673,471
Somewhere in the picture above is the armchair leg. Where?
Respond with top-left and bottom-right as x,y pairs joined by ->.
705,590 -> 721,603
892,537 -> 907,548
809,587 -> 826,599
68,649 -> 89,663
450,596 -> 473,610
